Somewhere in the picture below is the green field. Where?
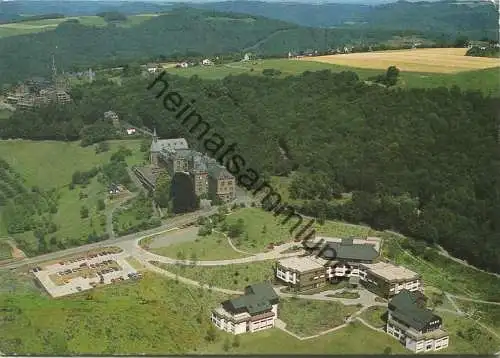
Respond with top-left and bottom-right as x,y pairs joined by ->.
153,260 -> 276,291
0,139 -> 143,189
359,306 -> 387,329
279,298 -> 359,336
167,60 -> 500,96
150,231 -> 248,261
384,235 -> 500,302
0,240 -> 12,260
452,299 -> 500,336
0,272 -> 230,354
0,14 -> 159,38
224,207 -> 374,253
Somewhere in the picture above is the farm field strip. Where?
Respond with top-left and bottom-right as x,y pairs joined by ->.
300,48 -> 500,73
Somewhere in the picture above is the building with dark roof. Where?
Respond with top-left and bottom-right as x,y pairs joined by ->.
211,282 -> 279,335
387,290 -> 449,352
276,236 -> 422,297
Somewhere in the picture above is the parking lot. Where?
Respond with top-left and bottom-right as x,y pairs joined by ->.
32,249 -> 141,298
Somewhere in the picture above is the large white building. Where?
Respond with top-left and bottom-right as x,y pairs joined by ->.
211,282 -> 279,335
387,290 -> 449,353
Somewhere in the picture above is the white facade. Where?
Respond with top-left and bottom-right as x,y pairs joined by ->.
386,312 -> 449,353
211,304 -> 278,335
276,267 -> 298,284
390,279 -> 421,295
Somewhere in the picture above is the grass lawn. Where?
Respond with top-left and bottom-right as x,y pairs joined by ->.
384,235 -> 500,302
0,14 -> 156,38
225,207 -> 374,253
437,312 -> 500,354
279,297 -> 358,336
0,272 -> 232,355
11,177 -> 109,254
201,321 -> 409,354
452,299 -> 500,336
0,240 -> 12,260
150,231 -> 248,261
359,306 -> 387,329
169,59 -> 500,96
0,139 -> 143,189
152,260 -> 276,290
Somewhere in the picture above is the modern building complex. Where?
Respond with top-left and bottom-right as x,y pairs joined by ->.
211,282 -> 279,335
276,236 -> 422,298
386,290 -> 449,353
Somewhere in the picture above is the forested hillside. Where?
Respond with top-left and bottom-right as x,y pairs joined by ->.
1,70 -> 498,272
0,7 -> 443,85
189,0 -> 499,39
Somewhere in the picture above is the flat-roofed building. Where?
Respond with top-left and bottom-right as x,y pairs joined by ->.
276,256 -> 326,291
211,282 -> 279,335
387,290 -> 449,353
361,262 -> 422,298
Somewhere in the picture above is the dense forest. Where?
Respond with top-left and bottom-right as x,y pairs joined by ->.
0,5 -> 496,85
189,0 -> 499,39
1,68 -> 499,272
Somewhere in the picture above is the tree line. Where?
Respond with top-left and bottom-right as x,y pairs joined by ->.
1,66 -> 499,272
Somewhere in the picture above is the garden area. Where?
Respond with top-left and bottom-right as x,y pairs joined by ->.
279,297 -> 359,337
151,260 -> 277,291
149,229 -> 248,261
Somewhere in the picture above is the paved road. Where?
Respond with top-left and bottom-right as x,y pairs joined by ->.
0,207 -> 217,270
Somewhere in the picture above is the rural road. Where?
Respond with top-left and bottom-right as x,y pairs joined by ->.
0,207 -> 217,270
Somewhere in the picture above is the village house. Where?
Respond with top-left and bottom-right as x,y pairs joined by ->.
386,290 -> 449,352
211,282 -> 279,335
202,58 -> 214,66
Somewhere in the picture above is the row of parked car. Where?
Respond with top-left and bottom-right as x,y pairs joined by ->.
58,250 -> 116,266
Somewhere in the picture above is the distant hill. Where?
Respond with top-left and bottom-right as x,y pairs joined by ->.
185,0 -> 498,39
0,7 -> 452,85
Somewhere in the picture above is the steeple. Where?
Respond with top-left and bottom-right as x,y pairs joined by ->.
153,127 -> 158,142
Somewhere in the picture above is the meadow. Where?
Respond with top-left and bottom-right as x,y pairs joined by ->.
279,298 -> 359,336
0,139 -> 143,189
224,207 -> 374,253
0,14 -> 159,38
153,260 -> 277,290
150,231 -> 248,261
301,48 -> 500,74
383,233 -> 500,302
167,57 -> 500,96
0,139 -> 145,255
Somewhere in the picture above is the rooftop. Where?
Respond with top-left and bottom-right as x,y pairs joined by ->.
316,238 -> 379,262
151,137 -> 188,152
389,290 -> 440,331
278,256 -> 324,272
221,282 -> 278,316
362,262 -> 420,282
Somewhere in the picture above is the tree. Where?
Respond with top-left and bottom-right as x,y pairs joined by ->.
154,172 -> 171,208
383,347 -> 392,355
228,219 -> 244,238
223,336 -> 231,351
232,335 -> 240,347
190,252 -> 198,266
95,141 -> 110,153
385,66 -> 400,87
97,199 -> 105,211
205,325 -> 217,342
80,206 -> 89,219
